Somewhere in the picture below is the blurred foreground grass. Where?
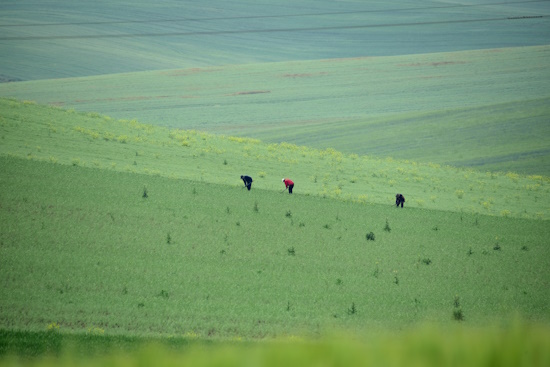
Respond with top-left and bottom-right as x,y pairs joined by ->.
1,320 -> 549,367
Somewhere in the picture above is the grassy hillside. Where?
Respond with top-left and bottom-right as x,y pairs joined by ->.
1,46 -> 549,175
1,155 -> 549,339
2,1 -> 550,363
1,99 -> 549,364
1,1 -> 548,80
1,99 -> 549,220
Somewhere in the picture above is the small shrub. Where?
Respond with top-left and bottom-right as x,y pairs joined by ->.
336,278 -> 343,286
521,245 -> 529,251
366,232 -> 375,241
373,264 -> 380,278
142,186 -> 148,198
117,135 -> 129,143
86,326 -> 105,336
453,309 -> 464,321
46,322 -> 60,332
254,202 -> 259,212
287,247 -> 295,256
323,224 -> 331,229
421,258 -> 432,265
455,190 -> 464,199
166,233 -> 171,244
158,290 -> 169,299
347,302 -> 356,315
285,210 -> 292,218
384,219 -> 391,232
452,296 -> 464,321
493,243 -> 501,251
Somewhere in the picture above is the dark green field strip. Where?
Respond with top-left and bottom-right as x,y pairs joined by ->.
0,329 -> 206,357
2,1 -> 547,28
3,15 -> 549,41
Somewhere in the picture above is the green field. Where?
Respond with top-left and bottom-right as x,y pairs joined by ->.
2,46 -> 550,175
1,0 -> 548,80
1,1 -> 550,365
1,154 -> 550,336
1,1 -> 550,175
1,99 -> 550,365
1,99 -> 549,220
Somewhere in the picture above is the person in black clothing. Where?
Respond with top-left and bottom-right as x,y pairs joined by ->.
241,175 -> 253,191
395,193 -> 405,208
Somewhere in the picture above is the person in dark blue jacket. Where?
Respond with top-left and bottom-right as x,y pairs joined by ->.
241,175 -> 253,191
396,193 -> 405,208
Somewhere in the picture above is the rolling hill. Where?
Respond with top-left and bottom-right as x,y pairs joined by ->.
1,0 -> 548,80
1,1 -> 550,364
1,98 -> 548,220
1,100 -> 549,341
1,1 -> 549,175
1,46 -> 549,175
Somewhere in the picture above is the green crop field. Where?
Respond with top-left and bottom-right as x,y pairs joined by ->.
1,1 -> 550,175
1,0 -> 550,365
2,46 -> 550,175
1,99 -> 550,366
1,0 -> 548,81
1,99 -> 549,220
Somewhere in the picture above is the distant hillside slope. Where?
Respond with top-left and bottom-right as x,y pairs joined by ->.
0,0 -> 548,80
0,98 -> 548,220
1,46 -> 549,175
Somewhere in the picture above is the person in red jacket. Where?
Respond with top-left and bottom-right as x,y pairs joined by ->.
282,178 -> 294,194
